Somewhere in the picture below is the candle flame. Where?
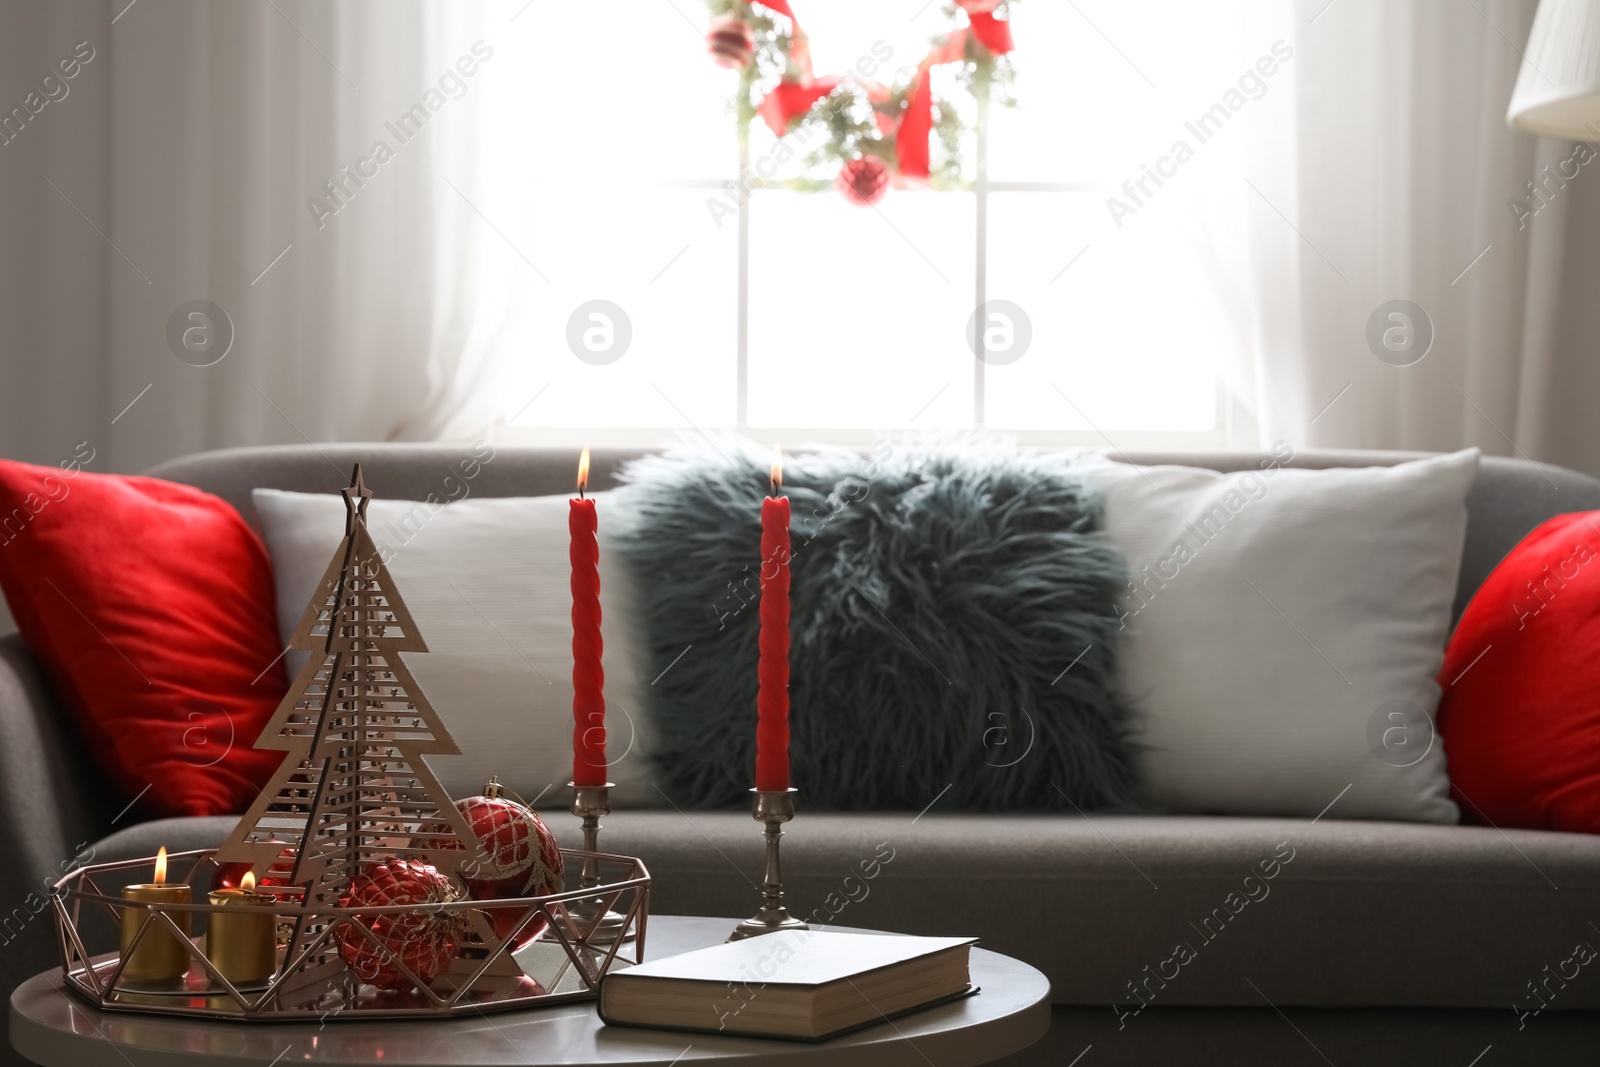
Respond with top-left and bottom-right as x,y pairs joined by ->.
241,870 -> 257,892
577,447 -> 591,494
154,847 -> 167,885
771,443 -> 782,492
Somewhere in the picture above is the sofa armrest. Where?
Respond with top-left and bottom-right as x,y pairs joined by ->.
0,633 -> 113,990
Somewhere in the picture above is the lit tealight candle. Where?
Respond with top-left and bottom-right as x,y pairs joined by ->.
206,871 -> 277,988
119,847 -> 193,985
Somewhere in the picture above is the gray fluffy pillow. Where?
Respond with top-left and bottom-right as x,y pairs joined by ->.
611,442 -> 1138,811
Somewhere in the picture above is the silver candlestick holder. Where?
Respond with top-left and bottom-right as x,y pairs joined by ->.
567,782 -> 633,944
728,788 -> 810,942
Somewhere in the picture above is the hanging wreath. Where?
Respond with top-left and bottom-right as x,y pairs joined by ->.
703,0 -> 1019,205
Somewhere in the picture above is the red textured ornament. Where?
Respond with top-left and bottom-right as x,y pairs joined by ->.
432,780 -> 564,948
338,859 -> 464,991
835,156 -> 890,206
707,15 -> 756,69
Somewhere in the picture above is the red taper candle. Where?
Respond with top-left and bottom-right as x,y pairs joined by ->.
570,448 -> 607,786
756,447 -> 791,792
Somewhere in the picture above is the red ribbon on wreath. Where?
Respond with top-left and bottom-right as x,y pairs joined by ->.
957,0 -> 1017,54
897,2 -> 1015,180
751,0 -> 1016,174
757,77 -> 838,137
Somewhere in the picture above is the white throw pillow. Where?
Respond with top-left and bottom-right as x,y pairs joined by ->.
251,489 -> 658,809
1082,449 -> 1479,822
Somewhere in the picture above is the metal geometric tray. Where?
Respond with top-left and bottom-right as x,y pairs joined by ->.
53,847 -> 649,1021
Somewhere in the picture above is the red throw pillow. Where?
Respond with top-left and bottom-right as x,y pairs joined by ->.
0,459 -> 287,817
1437,510 -> 1600,832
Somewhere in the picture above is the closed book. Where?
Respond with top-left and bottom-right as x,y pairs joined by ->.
597,931 -> 978,1041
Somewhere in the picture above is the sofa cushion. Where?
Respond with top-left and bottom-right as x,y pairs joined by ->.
611,444 -> 1136,812
0,460 -> 288,819
250,488 -> 656,807
99,812 -> 1600,1011
1438,509 -> 1600,833
1085,451 -> 1477,822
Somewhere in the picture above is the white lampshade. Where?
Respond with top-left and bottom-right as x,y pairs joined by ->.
1507,0 -> 1600,139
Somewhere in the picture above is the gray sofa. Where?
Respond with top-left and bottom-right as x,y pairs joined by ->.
5,443 -> 1600,1067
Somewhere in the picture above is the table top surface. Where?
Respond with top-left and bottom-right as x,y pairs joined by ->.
10,916 -> 1051,1067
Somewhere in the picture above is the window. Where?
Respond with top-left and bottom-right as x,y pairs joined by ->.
480,1 -> 1244,445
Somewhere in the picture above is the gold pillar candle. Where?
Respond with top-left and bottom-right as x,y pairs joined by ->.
206,872 -> 277,987
118,848 -> 193,985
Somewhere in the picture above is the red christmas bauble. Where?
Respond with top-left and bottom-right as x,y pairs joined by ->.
707,15 -> 756,69
432,784 -> 564,948
835,156 -> 891,206
338,859 -> 463,991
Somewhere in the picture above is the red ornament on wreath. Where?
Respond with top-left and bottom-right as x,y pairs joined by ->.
707,15 -> 756,69
835,155 -> 890,206
432,778 -> 565,949
337,858 -> 464,991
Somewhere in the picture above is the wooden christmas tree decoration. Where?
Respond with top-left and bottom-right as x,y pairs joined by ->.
215,465 -> 517,998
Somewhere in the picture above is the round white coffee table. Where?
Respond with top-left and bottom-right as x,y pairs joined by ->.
10,916 -> 1050,1067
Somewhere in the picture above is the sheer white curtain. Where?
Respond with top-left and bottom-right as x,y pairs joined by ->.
0,0 -> 492,475
109,0 -> 498,466
1198,0 -> 1600,473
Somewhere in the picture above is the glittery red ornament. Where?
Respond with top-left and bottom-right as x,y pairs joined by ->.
835,155 -> 891,206
338,859 -> 463,991
433,780 -> 564,948
707,15 -> 756,69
